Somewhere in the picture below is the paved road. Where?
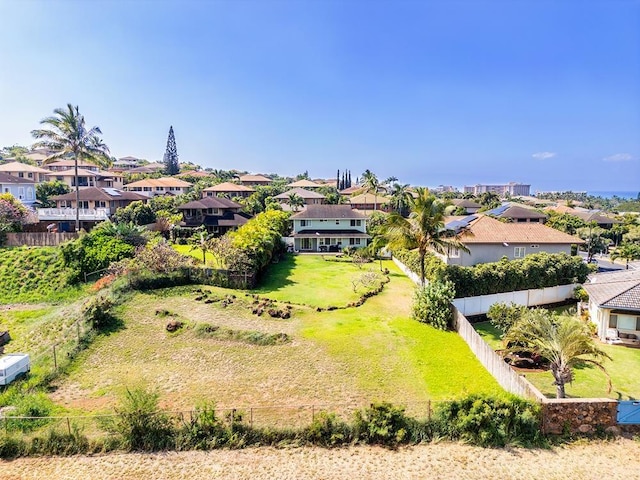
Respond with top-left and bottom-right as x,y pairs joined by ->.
578,252 -> 637,272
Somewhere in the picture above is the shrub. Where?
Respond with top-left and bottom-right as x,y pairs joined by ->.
304,412 -> 352,447
175,402 -> 230,450
0,435 -> 27,459
82,294 -> 116,330
4,392 -> 55,433
412,280 -> 455,330
353,402 -> 411,447
29,426 -> 90,456
487,302 -> 528,334
103,387 -> 174,451
435,394 -> 542,447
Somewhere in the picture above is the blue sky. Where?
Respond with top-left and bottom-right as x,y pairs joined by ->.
1,0 -> 638,193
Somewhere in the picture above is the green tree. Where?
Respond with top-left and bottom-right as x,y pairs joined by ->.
31,104 -> 110,232
504,311 -> 611,398
287,192 -> 304,212
388,183 -> 412,216
0,193 -> 29,236
163,126 -> 179,175
611,242 -> 640,269
385,187 -> 468,285
412,279 -> 455,329
113,201 -> 157,226
545,212 -> 586,235
361,169 -> 380,210
36,180 -> 71,208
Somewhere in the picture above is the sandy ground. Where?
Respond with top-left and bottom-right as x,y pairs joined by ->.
1,440 -> 639,480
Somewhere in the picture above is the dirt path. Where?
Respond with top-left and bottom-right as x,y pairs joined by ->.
1,440 -> 638,480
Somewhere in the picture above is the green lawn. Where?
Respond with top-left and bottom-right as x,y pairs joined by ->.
253,254 -> 387,308
49,259 -> 501,415
474,321 -> 640,399
172,244 -> 220,267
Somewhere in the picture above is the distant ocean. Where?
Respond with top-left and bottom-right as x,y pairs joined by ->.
588,191 -> 638,199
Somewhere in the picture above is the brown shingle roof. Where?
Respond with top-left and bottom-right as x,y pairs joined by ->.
0,162 -> 50,174
456,215 -> 584,244
291,204 -> 366,219
348,193 -> 391,205
286,179 -> 322,188
177,196 -> 243,210
238,174 -> 272,183
0,172 -> 35,184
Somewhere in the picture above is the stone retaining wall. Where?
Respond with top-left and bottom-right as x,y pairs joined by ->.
541,398 -> 618,435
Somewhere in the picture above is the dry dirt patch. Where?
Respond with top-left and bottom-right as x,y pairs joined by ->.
1,440 -> 638,480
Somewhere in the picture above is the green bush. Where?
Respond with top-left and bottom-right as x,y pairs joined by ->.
435,394 -> 542,447
412,280 -> 455,330
29,426 -> 90,456
103,387 -> 175,451
487,302 -> 528,334
0,435 -> 27,459
175,402 -> 230,450
353,402 -> 411,447
304,412 -> 352,447
82,294 -> 116,330
3,392 -> 56,433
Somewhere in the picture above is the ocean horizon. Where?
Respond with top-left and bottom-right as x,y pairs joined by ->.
588,191 -> 639,199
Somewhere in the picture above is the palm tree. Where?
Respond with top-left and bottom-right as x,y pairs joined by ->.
611,242 -> 640,269
361,169 -> 380,211
388,183 -> 412,216
504,311 -> 611,399
385,187 -> 468,285
32,104 -> 110,232
287,192 -> 304,212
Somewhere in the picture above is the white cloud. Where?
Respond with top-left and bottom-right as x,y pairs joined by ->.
532,152 -> 556,160
603,153 -> 633,162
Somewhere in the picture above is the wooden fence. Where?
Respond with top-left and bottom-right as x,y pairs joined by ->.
452,308 -> 543,399
4,232 -> 78,247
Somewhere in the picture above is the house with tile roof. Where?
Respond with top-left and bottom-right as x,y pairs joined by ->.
450,198 -> 482,214
288,205 -> 370,252
582,269 -> 640,344
45,168 -> 124,190
286,179 -> 323,189
441,214 -> 584,266
348,193 -> 392,213
0,172 -> 37,207
202,182 -> 255,199
238,174 -> 272,186
0,162 -> 51,183
37,187 -> 148,231
274,188 -> 326,210
123,177 -> 192,197
176,196 -> 250,235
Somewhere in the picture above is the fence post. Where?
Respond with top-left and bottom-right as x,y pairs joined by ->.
66,417 -> 71,435
250,408 -> 253,428
311,404 -> 315,422
53,344 -> 58,370
428,400 -> 431,421
77,321 -> 81,343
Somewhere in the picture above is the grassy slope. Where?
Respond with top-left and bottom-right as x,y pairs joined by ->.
50,260 -> 501,414
0,247 -> 86,304
475,321 -> 640,399
252,254 -> 382,307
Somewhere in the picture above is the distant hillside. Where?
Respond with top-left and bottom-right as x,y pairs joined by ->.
0,247 -> 79,303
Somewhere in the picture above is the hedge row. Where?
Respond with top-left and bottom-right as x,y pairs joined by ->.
0,394 -> 543,458
393,250 -> 589,298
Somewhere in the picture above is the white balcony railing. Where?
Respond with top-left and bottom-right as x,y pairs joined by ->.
37,208 -> 111,221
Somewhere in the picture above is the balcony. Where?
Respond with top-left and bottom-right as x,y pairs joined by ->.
37,208 -> 111,221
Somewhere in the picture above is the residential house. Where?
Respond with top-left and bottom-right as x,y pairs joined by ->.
45,160 -> 101,172
177,196 -> 250,235
0,162 -> 51,183
486,203 -> 548,223
238,174 -> 272,186
440,215 -> 584,266
123,177 -> 192,197
274,188 -> 326,210
202,182 -> 255,199
583,269 -> 640,345
450,198 -> 482,214
286,179 -> 323,189
45,168 -> 124,190
288,205 -> 370,252
127,162 -> 166,174
176,170 -> 212,179
339,185 -> 365,196
112,156 -> 143,170
0,172 -> 37,207
348,193 -> 392,213
38,187 -> 148,231
544,206 -> 620,229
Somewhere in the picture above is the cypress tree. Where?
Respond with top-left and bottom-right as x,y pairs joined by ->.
337,169 -> 340,189
347,170 -> 352,188
163,126 -> 179,175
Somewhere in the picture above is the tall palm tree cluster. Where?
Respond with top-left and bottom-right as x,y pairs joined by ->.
31,104 -> 110,232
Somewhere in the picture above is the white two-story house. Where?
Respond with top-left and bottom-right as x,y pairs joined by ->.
289,205 -> 370,252
0,172 -> 37,207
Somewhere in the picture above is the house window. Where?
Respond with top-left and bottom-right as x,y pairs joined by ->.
350,219 -> 362,227
96,201 -> 106,208
335,220 -> 340,225
609,315 -> 618,329
18,172 -> 24,178
448,247 -> 460,258
514,247 -> 526,258
349,238 -> 361,245
28,173 -> 33,178
300,220 -> 308,227
530,245 -> 539,248
143,187 -> 152,191
78,201 -> 89,209
18,187 -> 24,199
